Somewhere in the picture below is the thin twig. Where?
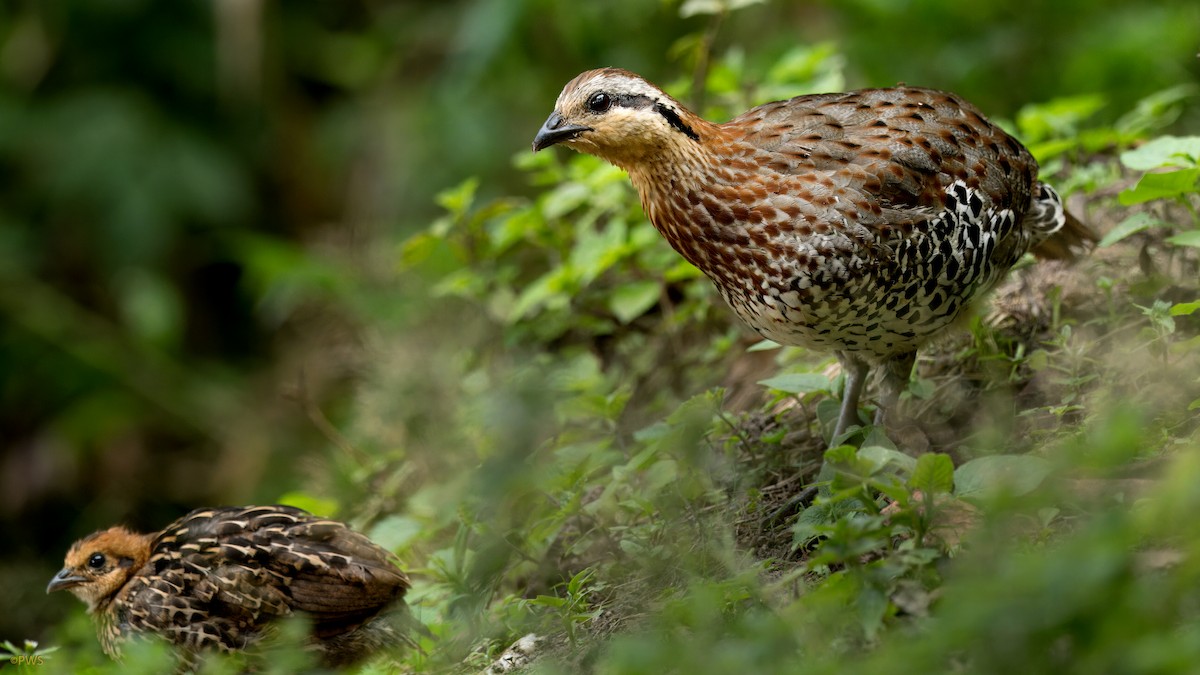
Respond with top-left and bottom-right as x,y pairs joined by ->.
690,9 -> 726,111
294,368 -> 369,463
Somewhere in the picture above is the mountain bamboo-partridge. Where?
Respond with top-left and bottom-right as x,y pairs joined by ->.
48,505 -> 414,668
533,68 -> 1092,439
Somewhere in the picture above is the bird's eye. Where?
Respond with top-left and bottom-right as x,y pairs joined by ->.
87,553 -> 106,569
587,92 -> 612,113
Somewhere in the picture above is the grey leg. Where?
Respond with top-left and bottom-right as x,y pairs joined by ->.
833,353 -> 870,441
874,351 -> 916,427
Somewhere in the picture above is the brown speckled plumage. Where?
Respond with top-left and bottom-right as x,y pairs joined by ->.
533,68 -> 1093,438
48,505 -> 412,668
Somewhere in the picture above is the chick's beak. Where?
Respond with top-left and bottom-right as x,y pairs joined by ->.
532,111 -> 591,152
47,568 -> 86,594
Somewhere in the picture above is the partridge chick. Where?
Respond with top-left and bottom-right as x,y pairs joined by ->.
48,505 -> 414,668
533,68 -> 1092,439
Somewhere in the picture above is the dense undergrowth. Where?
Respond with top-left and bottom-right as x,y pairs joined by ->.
32,9 -> 1200,675
393,48 -> 1200,675
382,43 -> 1200,675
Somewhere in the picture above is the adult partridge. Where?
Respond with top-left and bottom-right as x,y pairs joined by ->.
48,505 -> 414,668
533,68 -> 1092,440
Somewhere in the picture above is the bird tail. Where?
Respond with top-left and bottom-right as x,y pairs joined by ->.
1027,182 -> 1096,261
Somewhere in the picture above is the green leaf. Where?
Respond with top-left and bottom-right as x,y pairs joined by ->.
114,267 -> 183,348
276,491 -> 339,518
1166,230 -> 1200,248
529,594 -> 567,608
1025,349 -> 1050,372
510,267 -> 575,319
909,453 -> 955,495
1169,301 -> 1200,316
1016,94 -> 1106,144
1027,138 -> 1084,162
367,515 -> 424,552
435,177 -> 478,217
1119,135 -> 1200,171
1097,212 -> 1172,248
855,581 -> 889,640
758,372 -> 832,394
823,444 -> 859,467
859,444 -> 917,475
643,459 -> 679,492
1118,168 -> 1200,205
541,181 -> 592,219
1116,86 -> 1200,136
907,376 -> 936,400
954,455 -> 1052,501
571,218 -> 628,284
609,280 -> 661,324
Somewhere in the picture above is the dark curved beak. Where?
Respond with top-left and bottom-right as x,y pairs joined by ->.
532,111 -> 591,152
47,568 -> 85,594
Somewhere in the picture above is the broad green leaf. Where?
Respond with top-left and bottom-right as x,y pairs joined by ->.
908,376 -> 936,399
435,177 -> 478,217
660,391 -> 721,464
609,280 -> 661,324
856,582 -> 889,640
368,515 -> 424,552
541,181 -> 592,219
276,491 -> 339,518
1016,94 -> 1106,143
1166,230 -> 1200,248
764,43 -> 845,95
489,207 -> 543,253
824,444 -> 906,491
663,258 -> 703,282
909,453 -> 955,495
114,267 -> 183,348
1028,138 -> 1083,162
510,267 -> 575,319
860,444 -> 917,474
1116,85 -> 1199,136
1097,212 -> 1172,248
823,444 -> 859,469
1025,349 -> 1050,372
758,372 -> 832,394
571,218 -> 628,284
529,594 -> 566,608
1118,168 -> 1200,205
1169,301 -> 1200,316
1119,135 -> 1200,170
955,455 -> 1052,501
862,426 -> 897,451
643,459 -> 679,492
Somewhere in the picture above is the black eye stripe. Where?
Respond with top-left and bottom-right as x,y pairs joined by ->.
615,93 -> 653,109
587,92 -> 655,113
655,103 -> 699,141
585,89 -> 699,141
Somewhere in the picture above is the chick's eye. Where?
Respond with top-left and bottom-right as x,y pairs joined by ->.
87,553 -> 106,569
587,92 -> 612,113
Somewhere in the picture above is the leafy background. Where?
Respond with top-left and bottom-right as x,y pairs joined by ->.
2,0 -> 1199,672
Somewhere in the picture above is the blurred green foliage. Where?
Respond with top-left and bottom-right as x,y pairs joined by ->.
3,0 -> 1199,672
